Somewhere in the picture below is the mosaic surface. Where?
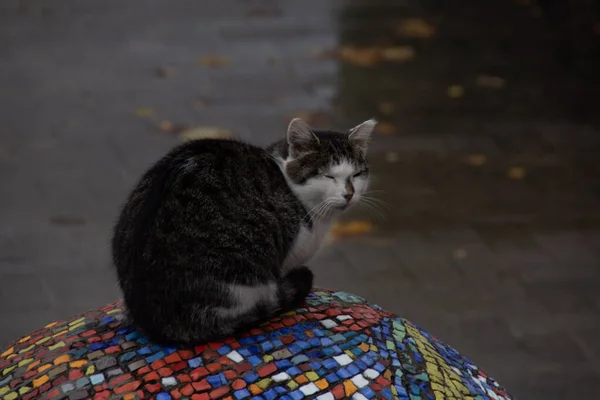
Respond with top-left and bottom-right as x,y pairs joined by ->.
0,289 -> 512,400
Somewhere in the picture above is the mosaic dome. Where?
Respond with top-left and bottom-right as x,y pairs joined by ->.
0,289 -> 512,400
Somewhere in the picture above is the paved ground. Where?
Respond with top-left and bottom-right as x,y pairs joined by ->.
1,0 -> 600,398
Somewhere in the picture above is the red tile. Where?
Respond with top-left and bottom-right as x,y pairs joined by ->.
331,384 -> 345,399
181,384 -> 194,396
94,390 -> 111,400
22,389 -> 39,400
165,352 -> 182,364
191,394 -> 210,400
46,388 -> 62,398
282,318 -> 296,326
209,386 -> 230,399
69,369 -> 84,380
192,379 -> 211,392
206,363 -> 222,373
279,335 -> 294,345
109,373 -> 133,387
158,367 -> 173,377
231,379 -> 246,390
177,373 -> 192,383
178,350 -> 194,360
207,342 -> 222,351
151,359 -> 166,370
105,346 -> 121,354
223,370 -> 237,380
114,380 -> 142,394
170,389 -> 183,399
190,367 -> 209,380
81,330 -> 97,337
234,362 -> 251,374
332,326 -> 348,333
144,383 -> 161,393
257,363 -> 277,377
136,366 -> 151,376
194,344 -> 209,354
143,371 -> 160,382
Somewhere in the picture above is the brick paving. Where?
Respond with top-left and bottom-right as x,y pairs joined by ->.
1,0 -> 599,398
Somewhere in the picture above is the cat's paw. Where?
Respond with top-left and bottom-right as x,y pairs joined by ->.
284,266 -> 313,305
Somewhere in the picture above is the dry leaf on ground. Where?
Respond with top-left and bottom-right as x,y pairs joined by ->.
335,46 -> 380,67
464,154 -> 487,166
375,122 -> 397,135
397,18 -> 436,38
134,107 -> 155,118
380,46 -> 415,62
447,85 -> 464,99
508,166 -> 526,180
330,220 -> 374,239
476,75 -> 506,89
158,120 -> 190,135
198,55 -> 230,68
179,127 -> 233,141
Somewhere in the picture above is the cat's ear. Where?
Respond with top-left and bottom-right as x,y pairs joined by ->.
287,118 -> 320,157
348,118 -> 377,157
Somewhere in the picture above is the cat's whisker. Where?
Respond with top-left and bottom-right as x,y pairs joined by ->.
357,197 -> 387,221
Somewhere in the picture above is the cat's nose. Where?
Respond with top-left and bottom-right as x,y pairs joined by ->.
343,193 -> 353,202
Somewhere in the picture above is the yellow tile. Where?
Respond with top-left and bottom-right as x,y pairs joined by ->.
68,322 -> 85,331
18,335 -> 31,343
106,309 -> 122,315
18,358 -> 33,367
70,360 -> 87,368
35,337 -> 50,345
286,380 -> 298,390
0,347 -> 13,358
44,321 -> 58,328
315,379 -> 328,390
343,380 -> 358,396
53,354 -> 70,365
68,317 -> 85,326
4,391 -> 18,400
52,330 -> 68,338
85,365 -> 96,375
38,364 -> 52,372
305,371 -> 319,382
2,365 -> 17,376
358,342 -> 369,352
33,375 -> 49,388
0,386 -> 9,396
256,378 -> 272,390
18,344 -> 34,354
262,354 -> 274,363
26,360 -> 41,371
18,386 -> 31,395
48,341 -> 65,351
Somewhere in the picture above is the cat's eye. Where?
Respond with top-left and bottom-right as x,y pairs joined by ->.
353,171 -> 367,178
324,175 -> 336,180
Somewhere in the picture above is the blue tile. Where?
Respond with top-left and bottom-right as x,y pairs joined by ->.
188,357 -> 203,368
325,373 -> 340,383
289,390 -> 305,400
145,351 -> 165,363
125,331 -> 141,341
234,389 -> 251,399
217,345 -> 232,355
243,371 -> 260,383
156,393 -> 171,400
286,367 -> 302,376
275,360 -> 292,369
248,356 -> 263,366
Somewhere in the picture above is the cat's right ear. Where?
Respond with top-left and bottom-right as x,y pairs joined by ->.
287,118 -> 319,158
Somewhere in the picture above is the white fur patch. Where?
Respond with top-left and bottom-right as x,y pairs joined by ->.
216,283 -> 278,318
283,220 -> 331,271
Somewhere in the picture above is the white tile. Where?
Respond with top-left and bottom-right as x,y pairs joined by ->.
333,354 -> 353,366
300,383 -> 319,396
161,377 -> 177,386
226,350 -> 243,363
337,315 -> 352,321
363,368 -> 379,380
272,372 -> 291,382
317,394 -> 335,400
320,319 -> 338,329
351,374 -> 369,388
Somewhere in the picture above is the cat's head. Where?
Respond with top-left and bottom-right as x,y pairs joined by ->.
274,118 -> 376,219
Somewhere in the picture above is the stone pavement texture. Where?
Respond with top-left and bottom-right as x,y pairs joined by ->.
1,0 -> 599,398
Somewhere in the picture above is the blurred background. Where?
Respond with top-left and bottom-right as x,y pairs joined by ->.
1,0 -> 599,397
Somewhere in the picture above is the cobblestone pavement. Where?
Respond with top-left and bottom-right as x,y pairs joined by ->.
1,0 -> 599,398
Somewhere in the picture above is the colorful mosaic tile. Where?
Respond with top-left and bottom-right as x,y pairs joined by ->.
0,289 -> 513,399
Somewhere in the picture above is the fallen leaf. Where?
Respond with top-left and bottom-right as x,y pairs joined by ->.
380,46 -> 415,62
134,107 -> 155,118
331,220 -> 374,239
452,248 -> 468,260
156,67 -> 176,78
464,154 -> 487,166
378,102 -> 395,116
198,55 -> 230,68
508,166 -> 526,180
158,120 -> 189,134
335,46 -> 380,67
476,75 -> 506,89
375,122 -> 397,135
385,152 -> 399,163
50,216 -> 86,226
397,18 -> 436,38
179,127 -> 233,141
447,85 -> 464,99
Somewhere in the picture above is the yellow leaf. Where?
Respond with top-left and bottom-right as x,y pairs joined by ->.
378,102 -> 395,116
331,220 -> 374,239
476,75 -> 506,89
159,120 -> 175,133
198,55 -> 230,68
447,85 -> 464,99
397,18 -> 436,38
464,154 -> 487,166
376,122 -> 397,135
380,46 -> 415,62
508,166 -> 526,180
179,127 -> 233,141
133,107 -> 155,117
335,46 -> 380,67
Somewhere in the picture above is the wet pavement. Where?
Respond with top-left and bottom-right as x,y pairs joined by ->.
1,0 -> 600,398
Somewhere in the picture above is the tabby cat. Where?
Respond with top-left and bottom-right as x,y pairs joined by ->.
112,118 -> 376,344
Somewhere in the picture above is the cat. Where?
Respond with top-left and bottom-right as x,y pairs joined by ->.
111,117 -> 376,345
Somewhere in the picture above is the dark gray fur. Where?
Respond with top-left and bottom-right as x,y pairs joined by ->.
112,121 -> 373,345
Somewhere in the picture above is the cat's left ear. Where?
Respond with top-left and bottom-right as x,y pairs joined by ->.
348,119 -> 377,157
